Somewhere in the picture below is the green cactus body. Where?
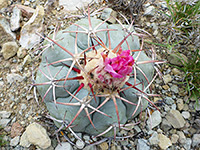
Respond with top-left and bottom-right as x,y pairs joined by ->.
35,17 -> 154,137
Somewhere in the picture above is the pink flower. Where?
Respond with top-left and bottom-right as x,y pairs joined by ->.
104,50 -> 134,78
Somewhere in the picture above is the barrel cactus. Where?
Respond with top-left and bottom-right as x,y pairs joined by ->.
35,9 -> 159,138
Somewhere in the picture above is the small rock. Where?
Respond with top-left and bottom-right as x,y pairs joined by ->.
120,139 -> 129,146
166,109 -> 186,128
161,119 -> 172,132
76,140 -> 85,149
20,122 -> 51,149
20,131 -> 31,147
1,42 -> 19,60
192,134 -> 200,147
181,111 -> 190,119
101,8 -> 117,24
177,99 -> 184,111
17,47 -> 27,59
168,53 -> 188,66
0,0 -> 8,9
162,85 -> 169,90
147,110 -> 162,129
165,97 -> 174,105
0,17 -> 16,46
171,134 -> 179,144
149,131 -> 159,145
170,85 -> 179,93
171,103 -> 176,110
0,81 -> 4,88
163,74 -> 172,84
144,6 -> 156,16
55,142 -> 73,150
22,54 -> 32,66
59,0 -> 95,12
158,134 -> 172,149
10,136 -> 20,146
21,103 -> 27,111
153,29 -> 158,36
0,111 -> 11,118
99,142 -> 108,150
194,119 -> 200,127
11,122 -> 24,138
164,105 -> 170,112
172,68 -> 181,75
10,6 -> 21,31
19,6 -> 44,49
24,1 -> 30,6
183,138 -> 192,150
83,135 -> 90,142
83,145 -> 97,150
6,73 -> 24,84
137,139 -> 150,150
0,118 -> 11,127
177,131 -> 186,144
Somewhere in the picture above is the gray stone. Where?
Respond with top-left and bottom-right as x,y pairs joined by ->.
161,118 -> 172,131
0,118 -> 11,127
172,68 -> 181,75
183,138 -> 192,150
101,8 -> 117,24
170,85 -> 179,93
17,47 -> 27,59
166,109 -> 186,128
76,140 -> 85,149
6,73 -> 24,84
0,17 -> 15,46
20,122 -> 51,149
19,131 -> 31,147
181,111 -> 190,119
149,131 -> 159,145
158,134 -> 172,150
147,110 -> 162,129
177,99 -> 184,111
83,145 -> 97,150
0,111 -> 11,118
168,53 -> 188,66
55,142 -> 73,150
171,103 -> 176,110
19,6 -> 44,49
22,54 -> 32,66
171,134 -> 179,144
144,6 -> 156,16
177,131 -> 186,144
137,139 -> 150,150
165,97 -> 174,105
194,119 -> 200,127
24,1 -> 30,6
0,0 -> 8,9
10,6 -> 21,31
10,136 -> 20,146
1,42 -> 19,60
163,74 -> 172,84
192,134 -> 200,147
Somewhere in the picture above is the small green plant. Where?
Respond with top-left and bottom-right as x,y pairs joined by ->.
171,49 -> 200,106
165,0 -> 200,33
0,126 -> 7,147
145,36 -> 182,53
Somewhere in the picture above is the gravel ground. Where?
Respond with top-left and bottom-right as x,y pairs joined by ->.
0,0 -> 199,150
